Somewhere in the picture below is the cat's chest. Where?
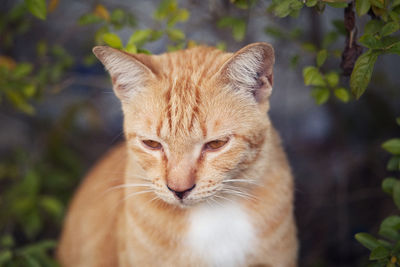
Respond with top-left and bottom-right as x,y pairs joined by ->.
186,202 -> 256,267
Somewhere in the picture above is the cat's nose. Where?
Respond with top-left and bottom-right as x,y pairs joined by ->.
167,184 -> 196,200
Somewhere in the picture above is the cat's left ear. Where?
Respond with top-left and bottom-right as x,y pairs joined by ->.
219,42 -> 274,103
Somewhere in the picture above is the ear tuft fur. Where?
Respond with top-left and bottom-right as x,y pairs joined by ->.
221,42 -> 275,103
92,46 -> 154,101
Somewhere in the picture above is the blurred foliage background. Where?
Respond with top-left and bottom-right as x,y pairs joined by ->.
0,0 -> 400,266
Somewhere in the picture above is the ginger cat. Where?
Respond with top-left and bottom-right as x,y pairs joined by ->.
57,42 -> 298,267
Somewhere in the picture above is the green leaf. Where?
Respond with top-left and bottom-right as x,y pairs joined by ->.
385,42 -> 400,55
322,31 -> 339,48
370,0 -> 385,9
166,28 -> 185,41
356,0 -> 371,16
302,42 -> 317,52
334,88 -> 350,102
167,9 -> 190,27
326,71 -> 339,87
305,0 -> 318,7
154,0 -> 177,20
379,215 -> 400,240
40,196 -> 63,219
383,177 -> 398,195
359,34 -> 382,49
25,0 -> 47,20
311,87 -> 330,105
1,235 -> 15,248
217,16 -> 236,28
393,0 -> 400,8
303,66 -> 326,86
381,21 -> 400,36
272,0 -> 303,18
232,19 -> 246,41
127,29 -> 153,47
394,181 -> 400,209
327,2 -> 348,8
0,250 -> 12,265
316,49 -> 328,67
350,50 -> 380,99
125,43 -> 137,54
23,85 -> 36,97
382,139 -> 400,154
370,246 -> 390,260
13,63 -> 33,78
364,20 -> 385,34
397,117 -> 400,126
265,26 -> 284,39
355,233 -> 381,250
387,156 -> 400,171
78,13 -> 102,25
102,33 -> 123,49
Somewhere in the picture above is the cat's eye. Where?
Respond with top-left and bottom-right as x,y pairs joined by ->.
204,138 -> 229,151
142,140 -> 162,150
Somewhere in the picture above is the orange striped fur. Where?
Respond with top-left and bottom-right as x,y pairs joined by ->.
57,43 -> 298,266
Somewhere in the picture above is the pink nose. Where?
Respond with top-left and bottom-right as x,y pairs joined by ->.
167,184 -> 196,199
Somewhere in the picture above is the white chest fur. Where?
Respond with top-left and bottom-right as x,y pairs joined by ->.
186,201 -> 255,267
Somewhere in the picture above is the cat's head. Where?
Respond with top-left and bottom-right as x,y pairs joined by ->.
93,43 -> 275,207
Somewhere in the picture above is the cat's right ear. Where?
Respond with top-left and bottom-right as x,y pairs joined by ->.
92,46 -> 155,101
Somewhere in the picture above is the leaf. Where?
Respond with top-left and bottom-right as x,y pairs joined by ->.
125,43 -> 137,54
326,71 -> 339,87
232,19 -> 246,41
356,0 -> 371,16
359,34 -> 382,49
394,181 -> 400,209
381,21 -> 400,36
40,196 -> 63,219
334,88 -> 350,102
326,2 -> 348,8
379,215 -> 400,239
382,139 -> 400,154
78,14 -> 102,25
302,42 -> 317,52
355,233 -> 381,250
102,33 -> 123,49
316,49 -> 328,67
397,117 -> 400,126
23,85 -> 36,97
216,42 -> 226,51
385,42 -> 400,55
350,50 -> 379,99
167,9 -> 190,27
322,31 -> 339,48
25,0 -> 47,20
154,0 -> 177,20
306,0 -> 318,7
0,250 -> 12,265
166,28 -> 185,41
382,177 -> 398,195
393,0 -> 400,8
303,66 -> 326,86
127,29 -> 153,47
94,4 -> 110,21
370,0 -> 385,9
364,20 -> 385,34
311,87 -> 330,105
387,156 -> 400,171
370,246 -> 390,260
13,63 -> 33,78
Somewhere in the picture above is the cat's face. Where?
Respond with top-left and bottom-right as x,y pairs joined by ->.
93,43 -> 275,207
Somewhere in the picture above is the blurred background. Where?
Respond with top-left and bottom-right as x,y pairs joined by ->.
0,0 -> 400,266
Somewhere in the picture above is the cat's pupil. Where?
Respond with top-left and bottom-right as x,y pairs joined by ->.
142,140 -> 162,149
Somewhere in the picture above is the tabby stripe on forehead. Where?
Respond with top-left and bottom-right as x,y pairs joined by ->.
188,86 -> 200,133
164,88 -> 172,132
